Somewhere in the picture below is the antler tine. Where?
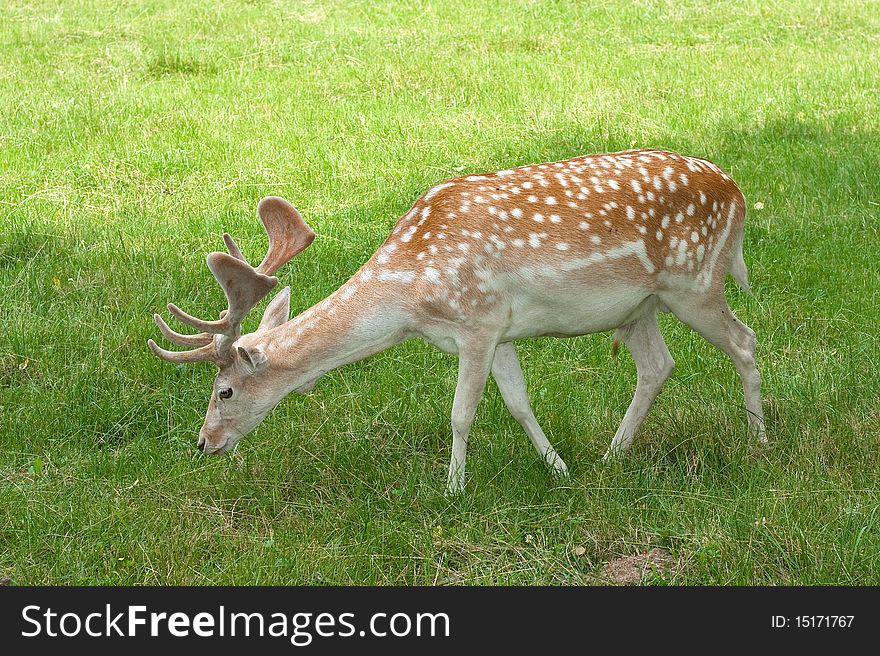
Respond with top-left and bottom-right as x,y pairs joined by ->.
147,339 -> 217,364
153,313 -> 214,347
223,233 -> 249,264
167,302 -> 233,334
255,197 -> 316,276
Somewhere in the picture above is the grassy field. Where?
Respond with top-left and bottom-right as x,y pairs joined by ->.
1,0 -> 879,585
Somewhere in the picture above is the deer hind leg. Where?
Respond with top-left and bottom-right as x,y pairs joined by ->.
447,339 -> 496,494
604,312 -> 675,458
491,342 -> 568,476
661,293 -> 766,442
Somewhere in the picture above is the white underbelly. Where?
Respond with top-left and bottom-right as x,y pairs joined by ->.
413,268 -> 656,351
502,282 -> 653,340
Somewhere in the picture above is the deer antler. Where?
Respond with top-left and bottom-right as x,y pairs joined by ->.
254,196 -> 315,276
153,313 -> 214,347
149,197 -> 315,364
147,339 -> 218,363
167,252 -> 277,336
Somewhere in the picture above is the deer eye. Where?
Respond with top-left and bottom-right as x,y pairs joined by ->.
218,388 -> 233,400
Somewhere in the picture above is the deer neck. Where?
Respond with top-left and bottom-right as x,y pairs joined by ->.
264,275 -> 411,391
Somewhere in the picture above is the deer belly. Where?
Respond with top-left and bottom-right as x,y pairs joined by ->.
503,283 -> 652,339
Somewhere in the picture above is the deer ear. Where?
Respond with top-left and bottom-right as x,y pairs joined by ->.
258,286 -> 290,332
236,345 -> 268,374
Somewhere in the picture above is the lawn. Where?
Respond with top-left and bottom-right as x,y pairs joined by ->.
1,0 -> 879,585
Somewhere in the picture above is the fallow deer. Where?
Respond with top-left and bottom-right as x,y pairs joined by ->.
149,149 -> 766,493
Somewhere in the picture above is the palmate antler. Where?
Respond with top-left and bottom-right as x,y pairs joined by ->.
148,197 -> 315,364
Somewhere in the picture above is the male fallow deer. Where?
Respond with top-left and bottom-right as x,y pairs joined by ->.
149,149 -> 766,493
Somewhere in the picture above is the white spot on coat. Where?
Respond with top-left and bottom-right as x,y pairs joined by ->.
424,182 -> 453,200
378,270 -> 414,283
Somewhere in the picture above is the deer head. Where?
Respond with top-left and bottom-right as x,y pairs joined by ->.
148,196 -> 315,453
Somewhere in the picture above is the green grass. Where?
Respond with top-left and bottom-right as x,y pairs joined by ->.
2,0 -> 879,585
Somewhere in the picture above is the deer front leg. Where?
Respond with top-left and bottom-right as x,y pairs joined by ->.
447,340 -> 495,494
492,342 -> 568,476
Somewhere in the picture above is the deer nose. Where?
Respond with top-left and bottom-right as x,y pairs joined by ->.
197,436 -> 206,452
